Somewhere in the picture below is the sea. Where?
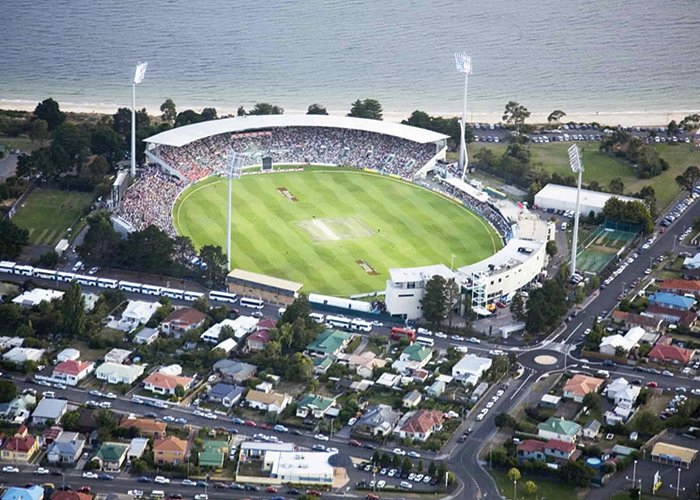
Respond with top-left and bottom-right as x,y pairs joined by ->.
1,0 -> 698,118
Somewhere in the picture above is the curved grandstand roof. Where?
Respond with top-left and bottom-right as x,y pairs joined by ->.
145,115 -> 449,148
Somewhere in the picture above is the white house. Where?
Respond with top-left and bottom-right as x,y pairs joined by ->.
95,362 -> 145,385
104,348 -> 132,364
2,347 -> 45,365
12,288 -> 64,308
52,360 -> 94,386
134,327 -> 159,345
599,326 -> 645,357
55,348 -> 80,363
201,316 -> 259,344
605,378 -> 641,406
452,354 -> 492,386
245,390 -> 291,414
113,300 -> 159,331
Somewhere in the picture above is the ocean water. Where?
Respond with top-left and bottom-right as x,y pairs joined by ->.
1,0 -> 698,116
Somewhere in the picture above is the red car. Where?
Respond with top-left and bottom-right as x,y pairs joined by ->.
646,381 -> 658,388
348,439 -> 362,447
258,422 -> 272,430
366,495 -> 380,500
244,420 -> 257,427
266,486 -> 278,493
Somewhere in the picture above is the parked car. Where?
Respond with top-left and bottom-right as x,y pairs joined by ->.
154,476 -> 170,484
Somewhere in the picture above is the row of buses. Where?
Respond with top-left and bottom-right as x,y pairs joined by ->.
278,307 -> 375,333
0,261 -> 264,309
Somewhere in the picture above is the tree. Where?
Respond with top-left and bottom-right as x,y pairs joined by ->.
560,460 -> 594,486
428,461 -> 437,477
77,213 -> 122,265
237,106 -> 247,116
582,391 -> 601,412
675,165 -> 700,194
160,98 -> 177,123
494,413 -> 518,429
90,126 -> 124,165
421,275 -> 448,324
609,177 -> 625,194
401,456 -> 413,472
545,240 -> 558,257
29,119 -> 50,146
0,380 -> 18,403
348,99 -> 383,120
174,384 -> 185,399
61,281 -> 86,339
502,101 -> 530,128
201,107 -> 218,121
547,110 -> 566,125
667,120 -> 679,136
199,244 -> 228,288
0,218 -> 29,259
525,279 -> 567,333
524,480 -> 537,497
248,103 -> 284,115
174,109 -> 204,128
307,103 -> 328,115
112,107 -> 149,137
509,294 -> 525,321
52,122 -> 91,169
34,98 -> 66,130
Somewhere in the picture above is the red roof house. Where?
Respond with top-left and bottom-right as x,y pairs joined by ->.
160,307 -> 207,337
245,329 -> 271,353
648,344 -> 695,365
393,409 -> 444,442
52,360 -> 94,386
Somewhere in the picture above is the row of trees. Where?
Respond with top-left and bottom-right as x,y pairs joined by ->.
601,197 -> 654,235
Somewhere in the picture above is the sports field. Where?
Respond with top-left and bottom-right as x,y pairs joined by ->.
174,168 -> 501,296
577,226 -> 637,273
12,188 -> 94,246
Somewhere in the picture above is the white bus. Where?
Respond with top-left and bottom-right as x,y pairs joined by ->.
325,315 -> 351,330
183,290 -> 205,302
240,297 -> 264,310
161,287 -> 184,300
416,336 -> 435,347
141,284 -> 161,296
208,290 -> 238,304
350,318 -> 373,333
34,268 -> 57,280
119,281 -> 141,293
97,278 -> 119,289
309,312 -> 325,324
13,265 -> 34,276
75,274 -> 98,287
0,261 -> 15,273
56,271 -> 76,282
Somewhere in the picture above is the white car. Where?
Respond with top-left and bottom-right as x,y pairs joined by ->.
3,466 -> 19,473
392,448 -> 406,456
408,451 -> 420,458
154,476 -> 170,484
42,391 -> 55,398
314,433 -> 329,441
486,401 -> 495,409
127,490 -> 144,498
194,495 -> 208,500
475,413 -> 485,421
376,480 -> 386,489
99,401 -> 112,409
89,390 -> 104,397
435,332 -> 448,339
327,447 -> 339,455
35,467 -> 50,475
105,392 -> 117,399
347,417 -> 357,426
83,471 -> 99,479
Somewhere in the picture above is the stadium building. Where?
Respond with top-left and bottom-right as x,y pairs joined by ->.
534,183 -> 638,215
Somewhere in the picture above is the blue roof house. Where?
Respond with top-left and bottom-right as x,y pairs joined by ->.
648,292 -> 696,311
2,486 -> 44,500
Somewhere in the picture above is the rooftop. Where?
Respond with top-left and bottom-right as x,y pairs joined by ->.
306,329 -> 353,355
535,183 -> 638,208
163,307 -> 207,325
538,417 -> 581,436
227,268 -> 303,293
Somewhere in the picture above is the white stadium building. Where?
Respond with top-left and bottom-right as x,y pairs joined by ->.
534,183 -> 639,215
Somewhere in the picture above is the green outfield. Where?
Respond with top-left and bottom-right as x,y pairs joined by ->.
173,167 -> 501,296
12,188 -> 94,246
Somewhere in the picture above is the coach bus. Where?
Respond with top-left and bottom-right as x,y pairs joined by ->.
350,318 -> 373,333
209,290 -> 238,304
161,287 -> 184,300
183,290 -> 205,302
140,284 -> 161,296
34,268 -> 57,280
97,278 -> 119,289
75,274 -> 98,287
57,271 -> 76,283
240,297 -> 264,310
0,261 -> 15,274
416,336 -> 435,347
309,312 -> 325,324
390,327 -> 416,342
13,264 -> 34,276
325,315 -> 351,330
119,281 -> 142,293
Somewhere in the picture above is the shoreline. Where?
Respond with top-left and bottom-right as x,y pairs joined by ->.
1,98 -> 697,128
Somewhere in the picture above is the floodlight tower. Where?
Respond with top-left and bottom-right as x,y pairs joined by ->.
131,62 -> 148,177
225,151 -> 245,271
454,52 -> 472,180
568,144 -> 584,276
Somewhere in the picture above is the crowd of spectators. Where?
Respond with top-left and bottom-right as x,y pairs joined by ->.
114,167 -> 183,237
155,126 -> 437,181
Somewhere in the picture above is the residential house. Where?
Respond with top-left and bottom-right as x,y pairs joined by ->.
393,409 -> 444,442
599,327 -> 645,357
376,372 -> 401,388
32,398 -> 68,425
391,344 -> 433,373
213,359 -> 257,382
517,439 -> 577,463
47,432 -> 85,464
52,360 -> 94,386
313,356 -> 334,375
160,307 -> 207,338
296,394 -> 336,419
1,486 -> 44,500
50,491 -> 93,500
305,329 -> 354,357
537,417 -> 581,444
645,305 -> 697,328
562,374 -> 605,403
605,400 -> 635,425
119,416 -> 167,437
55,348 -> 80,363
539,394 -> 561,409
452,354 -> 492,386
623,313 -> 664,332
544,439 -> 578,462
198,439 -> 229,468
648,344 -> 695,365
103,348 -> 132,364
94,442 -> 129,471
134,327 -> 159,345
201,316 -> 259,343
402,389 -> 422,408
245,390 -> 292,414
648,292 -> 695,311
605,378 -> 641,406
342,351 -> 386,378
153,436 -> 189,465
516,440 -> 546,462
658,279 -> 700,297
213,337 -> 237,354
0,426 -> 39,462
2,347 -> 45,365
427,380 -> 446,398
12,288 -> 63,308
95,362 -> 145,385
128,437 -> 149,460
0,393 -> 36,424
208,383 -> 245,407
582,420 -> 601,440
143,371 -> 194,396
42,426 -> 64,447
355,404 -> 401,437
118,300 -> 159,331
245,328 -> 271,353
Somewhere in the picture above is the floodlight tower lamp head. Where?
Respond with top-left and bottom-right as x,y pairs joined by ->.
454,52 -> 472,75
568,144 -> 584,174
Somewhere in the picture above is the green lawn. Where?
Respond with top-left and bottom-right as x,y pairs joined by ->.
472,142 -> 700,210
0,136 -> 41,153
12,188 -> 94,245
490,469 -> 586,500
173,168 -> 501,296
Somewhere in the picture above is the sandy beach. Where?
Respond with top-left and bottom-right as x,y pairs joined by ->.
1,99 -> 697,128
